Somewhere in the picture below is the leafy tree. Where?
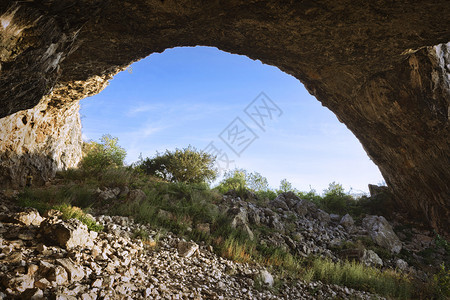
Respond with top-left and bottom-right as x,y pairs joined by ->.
216,169 -> 277,200
320,181 -> 353,214
216,169 -> 248,194
278,178 -> 295,193
80,135 -> 127,172
137,146 -> 217,184
247,171 -> 269,192
323,181 -> 346,197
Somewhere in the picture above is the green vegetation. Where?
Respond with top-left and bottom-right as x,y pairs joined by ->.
18,188 -> 102,232
80,134 -> 127,173
135,146 -> 217,184
305,258 -> 412,298
53,204 -> 104,232
215,169 -> 247,195
432,263 -> 450,299
15,135 -> 446,299
215,169 -> 276,201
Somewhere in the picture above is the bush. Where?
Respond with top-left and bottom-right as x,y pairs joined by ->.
17,189 -> 103,232
54,204 -> 104,232
136,146 -> 217,184
215,169 -> 247,194
320,182 -> 354,215
432,263 -> 450,299
278,178 -> 296,193
247,172 -> 270,192
80,135 -> 127,173
216,169 -> 274,198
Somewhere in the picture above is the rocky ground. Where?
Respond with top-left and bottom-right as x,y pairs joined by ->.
0,188 -> 447,299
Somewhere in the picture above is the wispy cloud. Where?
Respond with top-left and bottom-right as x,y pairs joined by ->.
127,104 -> 160,116
131,122 -> 165,138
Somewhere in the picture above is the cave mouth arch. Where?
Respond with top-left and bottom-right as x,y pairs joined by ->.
0,1 -> 448,233
80,46 -> 384,193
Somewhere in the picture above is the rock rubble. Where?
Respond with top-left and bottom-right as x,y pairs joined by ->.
0,199 -> 382,299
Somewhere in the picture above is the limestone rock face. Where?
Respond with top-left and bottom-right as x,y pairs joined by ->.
0,1 -> 449,233
0,97 -> 82,187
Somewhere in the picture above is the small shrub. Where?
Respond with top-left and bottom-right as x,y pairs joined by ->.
80,135 -> 127,173
432,263 -> 450,299
246,172 -> 270,192
297,188 -> 322,204
320,182 -> 354,215
53,204 -> 103,232
136,146 -> 217,184
97,167 -> 134,188
132,228 -> 150,241
278,179 -> 296,193
435,233 -> 450,254
255,189 -> 277,201
216,169 -> 275,201
215,169 -> 247,195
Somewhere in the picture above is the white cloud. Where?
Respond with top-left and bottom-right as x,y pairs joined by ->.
126,104 -> 159,116
131,123 -> 165,138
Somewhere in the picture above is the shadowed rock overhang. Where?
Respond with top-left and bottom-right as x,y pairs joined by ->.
0,1 -> 449,234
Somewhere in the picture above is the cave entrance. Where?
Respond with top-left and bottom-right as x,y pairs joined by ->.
80,46 -> 383,193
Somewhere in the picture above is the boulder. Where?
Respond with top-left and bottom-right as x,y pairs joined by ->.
40,218 -> 95,250
363,215 -> 402,254
396,259 -> 409,271
361,249 -> 383,267
329,214 -> 341,222
257,270 -> 274,287
177,241 -> 199,258
227,207 -> 254,239
269,217 -> 285,233
56,258 -> 85,282
1,274 -> 34,293
247,208 -> 261,225
339,214 -> 354,230
20,288 -> 44,300
316,209 -> 331,224
13,208 -> 43,226
293,199 -> 317,217
96,187 -> 121,201
228,207 -> 248,228
269,198 -> 289,211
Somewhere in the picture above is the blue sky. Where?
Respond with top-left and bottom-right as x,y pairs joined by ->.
80,46 -> 383,194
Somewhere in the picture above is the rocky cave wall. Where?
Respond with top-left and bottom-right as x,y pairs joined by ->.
0,1 -> 449,234
0,94 -> 82,187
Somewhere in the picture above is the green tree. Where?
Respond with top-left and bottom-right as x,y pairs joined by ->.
216,169 -> 277,200
279,178 -> 294,193
321,181 -> 353,214
80,135 -> 127,172
323,181 -> 346,197
137,146 -> 217,184
216,169 -> 248,194
247,171 -> 269,192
